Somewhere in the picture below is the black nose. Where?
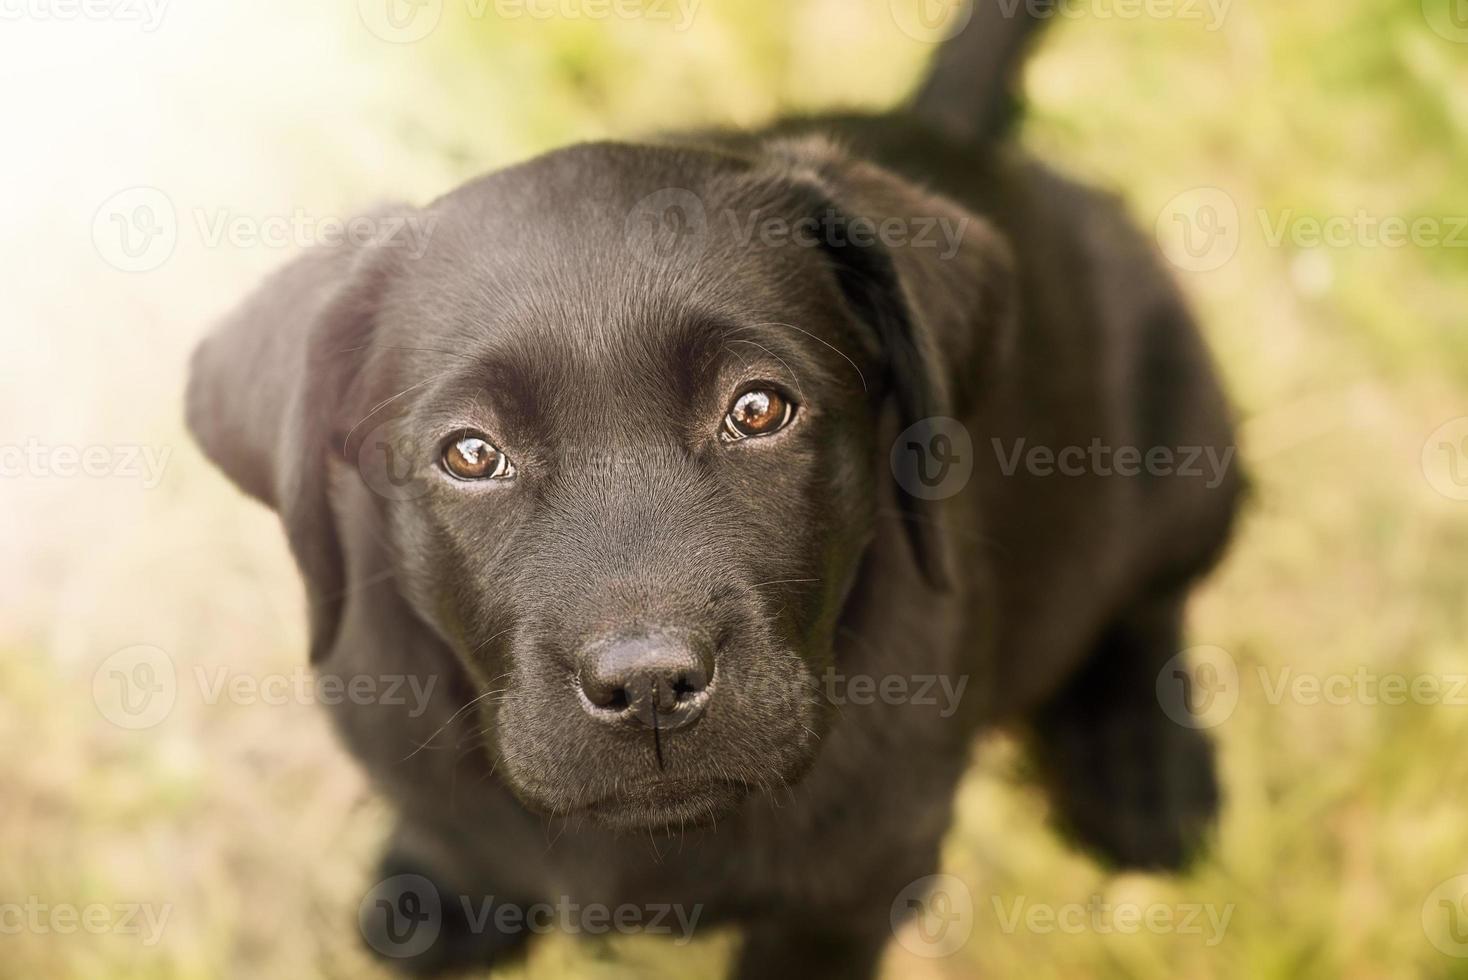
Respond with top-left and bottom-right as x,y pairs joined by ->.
577,631 -> 714,729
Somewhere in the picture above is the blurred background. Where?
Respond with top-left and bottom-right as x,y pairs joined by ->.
2,0 -> 1466,976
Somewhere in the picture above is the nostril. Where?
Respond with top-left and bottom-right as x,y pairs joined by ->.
598,687 -> 630,712
669,664 -> 709,701
576,630 -> 714,728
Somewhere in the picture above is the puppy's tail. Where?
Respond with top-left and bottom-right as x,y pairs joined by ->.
910,1 -> 1049,144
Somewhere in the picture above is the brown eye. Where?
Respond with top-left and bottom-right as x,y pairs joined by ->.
723,389 -> 794,441
441,434 -> 514,481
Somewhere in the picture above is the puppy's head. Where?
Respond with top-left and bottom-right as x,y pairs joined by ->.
189,138 -> 1012,830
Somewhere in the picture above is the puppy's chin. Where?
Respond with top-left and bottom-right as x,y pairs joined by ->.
580,780 -> 753,832
514,777 -> 754,833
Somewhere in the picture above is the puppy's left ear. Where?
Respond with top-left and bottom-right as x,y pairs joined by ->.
186,207 -> 415,662
758,138 -> 1017,589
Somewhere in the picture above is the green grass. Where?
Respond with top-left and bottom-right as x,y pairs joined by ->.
2,0 -> 1466,976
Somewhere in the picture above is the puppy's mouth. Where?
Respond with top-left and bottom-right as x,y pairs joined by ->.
586,780 -> 753,831
518,776 -> 756,832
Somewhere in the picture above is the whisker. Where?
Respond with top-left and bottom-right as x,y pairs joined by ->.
399,685 -> 502,763
338,343 -> 476,362
733,320 -> 867,392
469,626 -> 517,656
724,339 -> 804,400
750,577 -> 820,590
341,369 -> 457,457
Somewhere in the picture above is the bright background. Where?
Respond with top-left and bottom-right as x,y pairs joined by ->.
2,0 -> 1466,976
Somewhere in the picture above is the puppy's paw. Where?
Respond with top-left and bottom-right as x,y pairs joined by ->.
359,851 -> 533,976
1038,709 -> 1219,871
1031,590 -> 1224,872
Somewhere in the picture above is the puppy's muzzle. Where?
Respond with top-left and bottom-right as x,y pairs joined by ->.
576,630 -> 713,730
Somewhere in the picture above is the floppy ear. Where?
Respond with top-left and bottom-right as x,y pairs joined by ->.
186,209 -> 412,662
755,138 -> 1017,590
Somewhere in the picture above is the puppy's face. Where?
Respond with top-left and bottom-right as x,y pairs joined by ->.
191,138 -> 999,832
357,146 -> 892,830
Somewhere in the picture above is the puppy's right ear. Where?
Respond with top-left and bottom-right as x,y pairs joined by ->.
186,209 -> 413,662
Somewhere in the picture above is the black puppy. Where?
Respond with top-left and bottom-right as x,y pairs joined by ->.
188,9 -> 1241,977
